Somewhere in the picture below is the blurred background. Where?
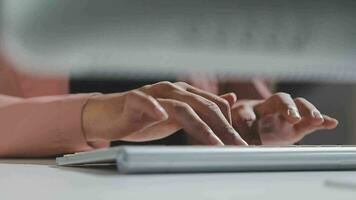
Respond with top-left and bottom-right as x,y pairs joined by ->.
1,0 -> 355,145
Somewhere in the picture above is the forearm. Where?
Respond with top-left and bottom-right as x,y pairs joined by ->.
0,93 -> 109,157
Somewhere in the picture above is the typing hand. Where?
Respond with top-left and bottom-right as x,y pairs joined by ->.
222,92 -> 338,145
82,81 -> 247,145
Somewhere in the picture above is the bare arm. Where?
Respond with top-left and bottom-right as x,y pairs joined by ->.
0,93 -> 109,157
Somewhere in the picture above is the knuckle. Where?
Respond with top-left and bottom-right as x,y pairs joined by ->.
173,102 -> 192,114
217,99 -> 230,111
158,81 -> 172,85
272,92 -> 293,108
294,97 -> 306,103
140,84 -> 153,92
270,94 -> 280,102
203,100 -> 220,112
174,81 -> 190,88
156,81 -> 181,91
159,81 -> 175,87
126,90 -> 142,99
273,92 -> 291,99
130,90 -> 143,96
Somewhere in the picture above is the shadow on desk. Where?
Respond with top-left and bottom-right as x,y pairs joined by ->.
0,159 -> 55,165
0,158 -> 121,176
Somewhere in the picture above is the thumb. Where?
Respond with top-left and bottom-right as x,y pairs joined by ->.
125,91 -> 169,130
83,91 -> 169,141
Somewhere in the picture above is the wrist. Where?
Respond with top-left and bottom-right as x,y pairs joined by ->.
82,94 -> 104,141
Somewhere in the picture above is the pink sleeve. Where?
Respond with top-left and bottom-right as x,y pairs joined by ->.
0,93 -> 110,157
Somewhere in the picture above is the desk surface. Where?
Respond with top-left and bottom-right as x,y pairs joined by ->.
0,159 -> 355,200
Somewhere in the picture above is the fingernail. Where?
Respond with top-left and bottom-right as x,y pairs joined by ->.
241,140 -> 249,146
312,111 -> 323,120
287,107 -> 301,119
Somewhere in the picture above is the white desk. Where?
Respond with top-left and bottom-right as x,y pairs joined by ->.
0,159 -> 355,200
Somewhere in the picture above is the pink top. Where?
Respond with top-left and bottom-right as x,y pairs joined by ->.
0,55 -> 270,157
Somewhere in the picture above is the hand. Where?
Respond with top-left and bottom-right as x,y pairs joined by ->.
82,81 -> 247,145
223,92 -> 338,145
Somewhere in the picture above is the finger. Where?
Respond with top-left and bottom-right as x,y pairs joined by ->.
293,118 -> 321,137
170,93 -> 246,145
142,81 -> 247,145
157,98 -> 224,145
170,93 -> 247,145
120,119 -> 181,142
294,97 -> 324,126
175,82 -> 233,124
321,115 -> 339,129
293,114 -> 338,137
254,92 -> 301,124
220,92 -> 238,107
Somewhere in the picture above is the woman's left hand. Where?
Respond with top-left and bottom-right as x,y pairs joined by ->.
222,92 -> 338,145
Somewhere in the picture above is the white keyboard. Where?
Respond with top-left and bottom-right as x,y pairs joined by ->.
57,145 -> 356,174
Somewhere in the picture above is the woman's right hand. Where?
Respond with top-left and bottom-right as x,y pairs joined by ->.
82,81 -> 247,146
